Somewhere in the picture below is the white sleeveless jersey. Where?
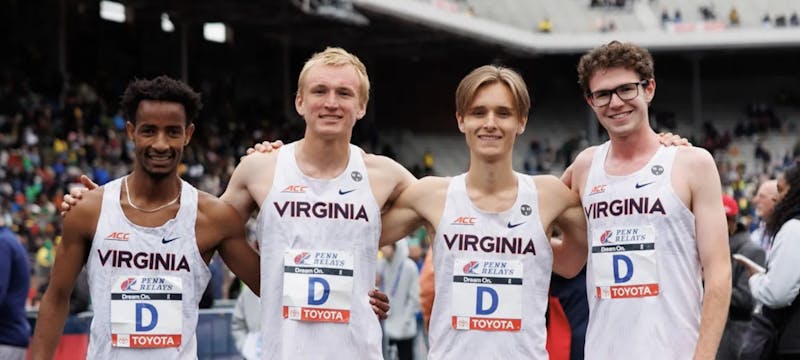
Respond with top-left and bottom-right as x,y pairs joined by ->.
86,178 -> 211,359
582,143 -> 701,360
429,173 -> 553,360
256,142 -> 383,360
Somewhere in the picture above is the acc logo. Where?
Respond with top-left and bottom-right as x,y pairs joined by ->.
590,185 -> 607,195
599,230 -> 613,244
463,261 -> 480,274
452,216 -> 476,225
105,232 -> 130,241
120,277 -> 138,291
294,252 -> 311,265
282,185 -> 307,193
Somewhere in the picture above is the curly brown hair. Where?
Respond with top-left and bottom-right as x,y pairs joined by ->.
577,41 -> 655,94
120,75 -> 203,125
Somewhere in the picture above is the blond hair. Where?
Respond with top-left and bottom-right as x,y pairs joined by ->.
455,65 -> 530,118
297,47 -> 370,106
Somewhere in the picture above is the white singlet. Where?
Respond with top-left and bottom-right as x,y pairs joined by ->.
256,142 -> 383,359
428,173 -> 553,360
582,143 -> 702,360
86,178 -> 210,359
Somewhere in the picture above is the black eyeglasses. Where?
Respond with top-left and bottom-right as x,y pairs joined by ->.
586,80 -> 649,107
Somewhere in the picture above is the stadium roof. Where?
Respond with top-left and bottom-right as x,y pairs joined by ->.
353,0 -> 800,54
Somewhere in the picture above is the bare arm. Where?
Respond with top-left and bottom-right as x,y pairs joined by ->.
31,190 -> 99,359
686,149 -> 731,360
537,175 -> 587,278
208,198 -> 261,296
379,178 -> 429,247
221,154 -> 268,220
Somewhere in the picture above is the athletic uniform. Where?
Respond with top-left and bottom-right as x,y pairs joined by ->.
582,143 -> 701,359
428,173 -> 552,359
257,142 -> 382,359
86,178 -> 210,359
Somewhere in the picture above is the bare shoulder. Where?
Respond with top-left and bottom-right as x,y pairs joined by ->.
402,176 -> 452,200
675,146 -> 715,168
571,145 -> 599,171
63,186 -> 104,235
363,153 -> 408,176
237,150 -> 279,175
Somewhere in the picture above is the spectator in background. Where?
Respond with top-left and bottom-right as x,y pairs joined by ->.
762,13 -> 772,28
0,213 -> 30,360
674,9 -> 683,23
738,162 -> 800,358
231,286 -> 261,360
423,149 -> 434,175
729,7 -> 740,26
790,12 -> 799,27
378,239 -> 420,360
718,195 -> 765,360
538,18 -> 553,33
750,179 -> 777,253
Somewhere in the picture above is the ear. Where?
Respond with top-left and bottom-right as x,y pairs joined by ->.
356,102 -> 367,120
125,121 -> 135,140
584,95 -> 594,106
456,112 -> 466,133
184,123 -> 195,146
644,79 -> 656,103
295,93 -> 305,117
518,116 -> 528,134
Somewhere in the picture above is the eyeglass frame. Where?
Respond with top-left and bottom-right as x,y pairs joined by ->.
585,79 -> 651,107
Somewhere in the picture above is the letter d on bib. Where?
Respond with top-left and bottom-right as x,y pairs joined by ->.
135,303 -> 158,331
476,286 -> 498,315
613,254 -> 633,283
308,277 -> 330,305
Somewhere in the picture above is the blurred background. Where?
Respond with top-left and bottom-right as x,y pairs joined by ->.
1,0 -> 799,358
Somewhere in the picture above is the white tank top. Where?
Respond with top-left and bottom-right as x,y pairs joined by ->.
429,173 -> 552,360
256,142 -> 383,359
86,177 -> 210,359
582,143 -> 701,360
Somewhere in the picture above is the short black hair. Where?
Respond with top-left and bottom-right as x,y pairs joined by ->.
120,75 -> 202,124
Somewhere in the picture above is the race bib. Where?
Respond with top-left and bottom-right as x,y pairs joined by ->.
282,250 -> 354,323
591,226 -> 659,299
451,258 -> 523,332
110,275 -> 183,348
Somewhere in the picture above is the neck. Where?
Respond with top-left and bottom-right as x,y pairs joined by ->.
295,137 -> 351,179
465,155 -> 516,194
127,171 -> 181,202
608,126 -> 660,160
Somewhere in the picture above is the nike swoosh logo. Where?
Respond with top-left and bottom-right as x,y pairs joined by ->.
161,237 -> 180,244
635,181 -> 654,189
338,189 -> 357,195
507,222 -> 525,228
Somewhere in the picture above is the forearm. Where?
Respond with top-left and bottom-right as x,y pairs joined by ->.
693,278 -> 731,360
31,293 -> 71,360
551,237 -> 587,278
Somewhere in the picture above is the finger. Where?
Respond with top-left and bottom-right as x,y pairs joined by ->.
372,305 -> 388,320
69,187 -> 81,198
270,140 -> 284,149
246,147 -> 255,155
80,175 -> 99,190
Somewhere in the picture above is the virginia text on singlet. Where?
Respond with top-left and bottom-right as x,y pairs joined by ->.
256,142 -> 383,359
429,173 -> 553,360
86,178 -> 211,359
582,143 -> 701,360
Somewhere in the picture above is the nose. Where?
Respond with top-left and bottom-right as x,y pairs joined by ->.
324,92 -> 339,108
482,112 -> 500,130
152,131 -> 170,151
608,92 -> 625,107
